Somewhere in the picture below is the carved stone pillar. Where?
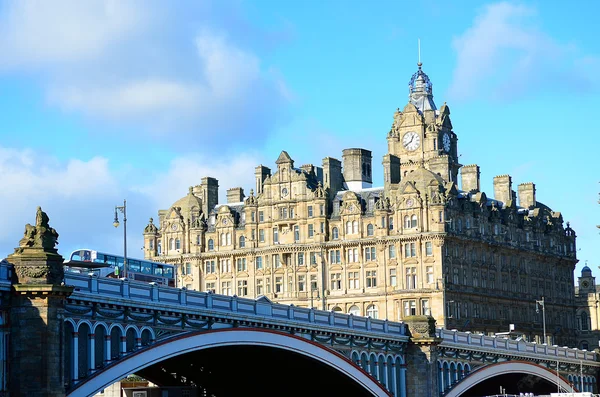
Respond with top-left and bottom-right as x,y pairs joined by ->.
6,207 -> 73,396
403,315 -> 442,397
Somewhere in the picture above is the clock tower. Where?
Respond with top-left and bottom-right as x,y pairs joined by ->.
578,264 -> 596,294
387,62 -> 460,184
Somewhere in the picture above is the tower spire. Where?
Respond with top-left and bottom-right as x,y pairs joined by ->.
418,38 -> 422,67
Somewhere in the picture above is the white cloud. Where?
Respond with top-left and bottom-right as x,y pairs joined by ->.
0,1 -> 291,147
448,2 -> 591,101
0,0 -> 145,67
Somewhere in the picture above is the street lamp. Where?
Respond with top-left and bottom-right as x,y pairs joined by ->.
113,199 -> 127,279
536,296 -> 546,344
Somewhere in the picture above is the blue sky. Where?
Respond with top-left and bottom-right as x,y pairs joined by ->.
0,0 -> 598,279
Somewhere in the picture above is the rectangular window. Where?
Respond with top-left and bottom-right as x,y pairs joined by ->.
273,228 -> 279,243
405,267 -> 417,289
297,252 -> 305,266
348,271 -> 359,289
404,300 -> 417,317
364,247 -> 376,261
310,274 -> 318,291
259,211 -> 264,222
308,224 -> 314,238
266,277 -> 271,293
320,222 -> 325,234
298,275 -> 306,292
426,266 -> 434,284
308,206 -> 313,218
236,258 -> 247,272
389,268 -> 397,287
366,270 -> 377,288
381,216 -> 386,228
255,256 -> 263,270
330,273 -> 342,290
273,254 -> 281,268
275,277 -> 283,293
320,204 -> 325,216
205,282 -> 216,293
237,280 -> 248,296
288,275 -> 293,293
425,241 -> 433,256
310,252 -> 317,265
281,207 -> 288,219
256,279 -> 263,295
205,260 -> 215,274
330,249 -> 341,264
221,281 -> 232,296
347,248 -> 358,263
251,211 -> 255,222
294,225 -> 300,242
185,262 -> 192,275
389,245 -> 396,259
259,229 -> 265,242
404,243 -> 417,257
421,299 -> 431,316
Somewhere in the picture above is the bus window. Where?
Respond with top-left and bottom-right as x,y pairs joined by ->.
163,267 -> 174,278
141,262 -> 152,275
128,260 -> 141,273
154,266 -> 163,276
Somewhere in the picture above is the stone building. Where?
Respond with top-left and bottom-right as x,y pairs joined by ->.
575,264 -> 600,350
143,62 -> 578,346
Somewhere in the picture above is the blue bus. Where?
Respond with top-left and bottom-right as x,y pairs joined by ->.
65,249 -> 175,286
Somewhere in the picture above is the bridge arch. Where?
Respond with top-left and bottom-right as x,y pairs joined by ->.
445,361 -> 575,397
67,328 -> 393,397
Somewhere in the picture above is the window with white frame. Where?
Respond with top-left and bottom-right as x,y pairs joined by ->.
404,242 -> 416,257
208,239 -> 214,251
205,260 -> 215,274
220,259 -> 231,273
298,275 -> 306,292
236,258 -> 247,272
389,268 -> 397,287
297,252 -> 305,266
294,225 -> 300,242
426,266 -> 434,284
275,277 -> 283,293
273,228 -> 279,243
256,279 -> 263,295
366,304 -> 378,319
308,224 -> 314,238
221,281 -> 232,296
425,241 -> 432,256
347,248 -> 358,263
310,274 -> 318,292
388,245 -> 396,259
320,204 -> 325,216
332,227 -> 339,240
308,205 -> 313,218
259,229 -> 265,242
273,254 -> 281,268
226,233 -> 231,246
405,267 -> 417,289
330,273 -> 342,290
237,280 -> 248,296
411,215 -> 418,228
348,271 -> 359,289
421,299 -> 430,316
404,300 -> 417,317
364,247 -> 376,261
366,270 -> 377,288
239,236 -> 245,248
205,282 -> 215,293
329,249 -> 341,264
346,221 -> 352,234
259,211 -> 264,222
310,252 -> 317,265
255,256 -> 263,269
367,224 -> 374,236
388,216 -> 394,230
404,216 -> 410,229
352,221 -> 358,234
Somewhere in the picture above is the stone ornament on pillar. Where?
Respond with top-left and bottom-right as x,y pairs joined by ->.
8,206 -> 64,285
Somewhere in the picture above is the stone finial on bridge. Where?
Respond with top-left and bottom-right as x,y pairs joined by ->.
7,206 -> 64,285
404,315 -> 437,339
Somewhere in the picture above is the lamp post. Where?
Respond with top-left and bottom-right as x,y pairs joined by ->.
113,199 -> 127,279
536,296 -> 546,344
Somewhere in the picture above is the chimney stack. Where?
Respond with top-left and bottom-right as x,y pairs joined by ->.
518,182 -> 536,209
493,175 -> 512,204
461,164 -> 480,192
227,187 -> 245,204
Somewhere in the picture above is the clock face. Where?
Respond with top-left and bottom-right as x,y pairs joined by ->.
402,131 -> 420,151
406,198 -> 414,207
442,133 -> 451,152
171,223 -> 178,231
348,204 -> 355,212
222,218 -> 228,225
281,187 -> 288,197
582,281 -> 590,288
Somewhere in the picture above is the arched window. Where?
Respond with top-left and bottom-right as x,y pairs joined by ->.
349,305 -> 360,316
367,224 -> 374,236
411,215 -> 418,228
366,304 -> 378,319
332,227 -> 339,240
346,221 -> 352,234
208,239 -> 214,251
352,221 -> 359,234
239,236 -> 245,248
226,233 -> 231,245
389,217 -> 394,230
332,306 -> 343,312
175,239 -> 181,250
169,238 -> 175,250
581,311 -> 590,331
404,216 -> 410,229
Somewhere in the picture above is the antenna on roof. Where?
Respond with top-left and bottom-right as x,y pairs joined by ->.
418,38 -> 422,66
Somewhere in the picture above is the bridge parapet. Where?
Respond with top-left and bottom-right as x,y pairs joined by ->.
65,272 -> 408,338
437,328 -> 598,364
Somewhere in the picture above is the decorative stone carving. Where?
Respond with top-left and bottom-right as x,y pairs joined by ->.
404,315 -> 437,339
16,206 -> 59,253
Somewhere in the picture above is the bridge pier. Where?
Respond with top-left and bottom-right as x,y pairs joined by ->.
404,315 -> 442,397
6,208 -> 73,396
